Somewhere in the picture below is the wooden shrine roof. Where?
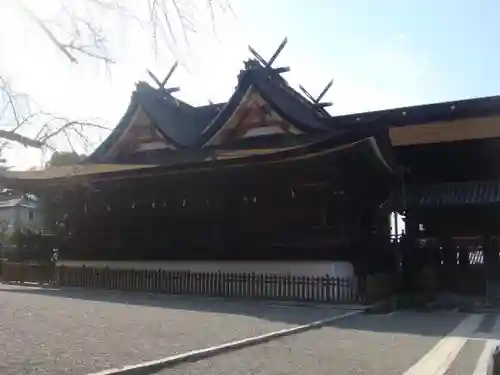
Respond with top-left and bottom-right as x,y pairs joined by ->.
87,83 -> 224,160
391,180 -> 500,209
197,65 -> 331,145
88,63 -> 332,162
0,164 -> 158,180
0,130 -> 394,189
325,95 -> 500,133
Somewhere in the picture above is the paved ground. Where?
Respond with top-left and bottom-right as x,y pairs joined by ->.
0,284 -> 348,375
2,284 -> 500,375
155,311 -> 470,375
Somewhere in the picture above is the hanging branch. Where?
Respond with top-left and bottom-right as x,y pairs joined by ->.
0,76 -> 22,129
38,119 -> 110,145
20,4 -> 78,64
0,0 -> 231,156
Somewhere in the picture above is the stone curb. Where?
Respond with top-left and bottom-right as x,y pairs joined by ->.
87,310 -> 360,375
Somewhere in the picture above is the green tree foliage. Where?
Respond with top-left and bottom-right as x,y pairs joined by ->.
46,151 -> 84,168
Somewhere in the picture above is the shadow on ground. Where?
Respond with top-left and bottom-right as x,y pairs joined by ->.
0,283 -> 467,337
0,283 -> 353,326
325,309 -> 468,338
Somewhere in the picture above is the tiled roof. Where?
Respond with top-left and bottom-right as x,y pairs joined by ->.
0,196 -> 37,209
0,197 -> 22,208
400,181 -> 500,207
325,95 -> 500,132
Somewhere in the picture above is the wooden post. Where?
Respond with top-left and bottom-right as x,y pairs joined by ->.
335,277 -> 341,302
490,345 -> 500,375
483,235 -> 499,303
250,273 -> 256,298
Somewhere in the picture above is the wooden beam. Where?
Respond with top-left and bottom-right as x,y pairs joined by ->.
316,79 -> 333,103
163,87 -> 180,94
268,37 -> 288,66
390,115 -> 500,146
272,67 -> 290,74
312,102 -> 332,108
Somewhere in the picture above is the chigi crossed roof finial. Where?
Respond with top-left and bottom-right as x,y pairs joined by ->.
248,37 -> 290,74
147,61 -> 180,94
299,79 -> 334,109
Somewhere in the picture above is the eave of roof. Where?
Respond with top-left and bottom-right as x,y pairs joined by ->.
2,130 -> 394,188
392,180 -> 500,209
325,95 -> 500,132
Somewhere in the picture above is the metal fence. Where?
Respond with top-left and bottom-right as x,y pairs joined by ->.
54,266 -> 363,304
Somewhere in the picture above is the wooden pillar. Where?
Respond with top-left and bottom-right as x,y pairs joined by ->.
441,236 -> 456,292
458,245 -> 469,272
483,235 -> 499,279
400,212 -> 419,293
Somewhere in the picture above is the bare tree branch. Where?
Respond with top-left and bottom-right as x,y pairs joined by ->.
170,0 -> 194,46
0,0 -> 231,162
61,44 -> 115,64
71,127 -> 92,154
11,112 -> 40,134
0,130 -> 42,148
62,129 -> 75,153
19,3 -> 79,64
39,120 -> 110,144
0,76 -> 22,129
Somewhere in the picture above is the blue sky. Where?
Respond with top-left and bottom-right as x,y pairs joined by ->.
2,0 -> 500,169
249,0 -> 500,105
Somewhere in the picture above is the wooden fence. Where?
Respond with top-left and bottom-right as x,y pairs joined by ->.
55,266 -> 363,304
1,262 -> 54,284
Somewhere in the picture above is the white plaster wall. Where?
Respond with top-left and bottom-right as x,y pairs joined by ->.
57,260 -> 356,278
0,204 -> 42,234
0,207 -> 20,234
18,206 -> 43,231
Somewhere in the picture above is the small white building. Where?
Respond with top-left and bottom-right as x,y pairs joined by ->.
0,195 -> 42,235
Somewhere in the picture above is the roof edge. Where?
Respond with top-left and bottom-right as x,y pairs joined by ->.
326,94 -> 500,131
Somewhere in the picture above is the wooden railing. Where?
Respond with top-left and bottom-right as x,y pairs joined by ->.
55,266 -> 363,304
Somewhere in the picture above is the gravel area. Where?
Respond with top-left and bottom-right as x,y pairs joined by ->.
156,311 -> 468,375
0,284 -> 347,375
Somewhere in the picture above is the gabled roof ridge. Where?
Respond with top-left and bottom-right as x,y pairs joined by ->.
200,65 -> 337,146
194,102 -> 226,109
266,73 -> 330,118
135,81 -> 193,109
249,68 -> 332,131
